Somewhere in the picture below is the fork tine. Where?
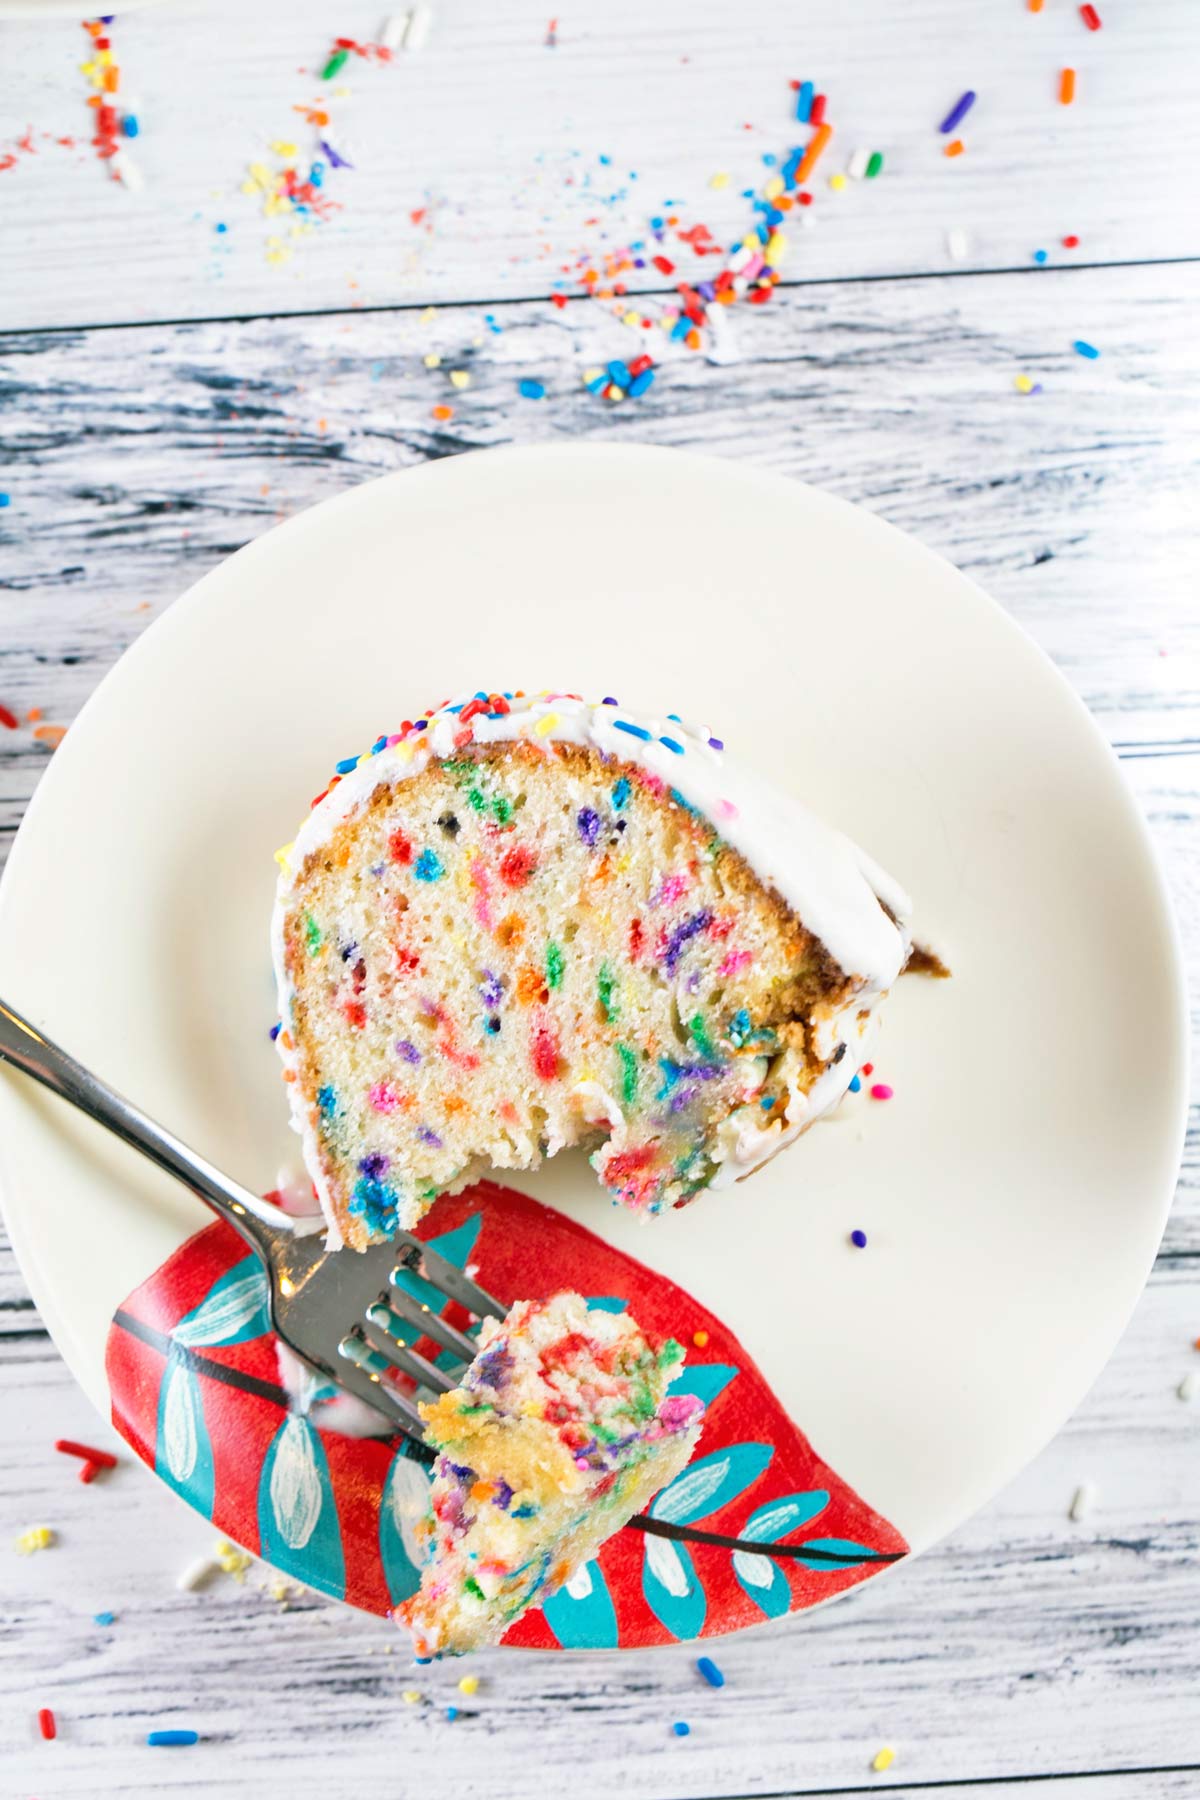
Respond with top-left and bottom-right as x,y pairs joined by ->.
393,1229 -> 508,1322
332,1335 -> 428,1439
360,1309 -> 457,1394
385,1276 -> 480,1363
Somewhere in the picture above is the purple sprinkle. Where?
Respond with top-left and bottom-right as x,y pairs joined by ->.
319,138 -> 354,169
601,696 -> 619,705
358,1152 -> 390,1179
396,1039 -> 421,1064
340,941 -> 358,962
577,806 -> 602,847
696,280 -> 716,302
939,89 -> 977,134
707,736 -> 724,751
492,1477 -> 515,1510
664,909 -> 712,972
417,1125 -> 443,1148
479,970 -> 503,1007
413,719 -> 428,731
850,1228 -> 868,1249
269,1022 -> 282,1040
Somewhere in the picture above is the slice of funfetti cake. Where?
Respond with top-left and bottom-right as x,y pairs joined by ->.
396,1290 -> 704,1656
272,689 -> 911,1248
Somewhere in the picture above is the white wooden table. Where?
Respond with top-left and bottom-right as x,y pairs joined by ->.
2,4 -> 1198,1795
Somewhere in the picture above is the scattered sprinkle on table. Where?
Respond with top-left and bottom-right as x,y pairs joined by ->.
446,1704 -> 459,1721
0,492 -> 10,506
944,138 -> 965,158
0,702 -> 19,729
1073,339 -> 1100,358
1059,67 -> 1077,105
55,1437 -> 117,1475
939,91 -> 976,134
673,1720 -> 691,1737
850,1229 -> 869,1249
864,150 -> 884,179
1179,1370 -> 1198,1403
518,378 -> 547,399
1033,248 -> 1048,265
1079,3 -> 1102,28
94,1610 -> 115,1626
946,227 -> 970,261
873,1746 -> 896,1772
431,404 -> 454,421
458,1673 -> 480,1695
176,1554 -> 219,1592
15,1525 -> 55,1554
1070,1480 -> 1098,1520
697,1656 -> 725,1688
1063,234 -> 1080,248
869,1083 -> 894,1101
38,1706 -> 57,1740
147,1729 -> 199,1747
1015,374 -> 1036,394
402,1688 -> 422,1704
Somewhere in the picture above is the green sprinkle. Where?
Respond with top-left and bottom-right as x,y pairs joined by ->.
546,942 -> 564,990
598,964 -> 618,1022
466,786 -> 487,812
865,150 -> 884,179
659,1337 -> 683,1367
463,1576 -> 487,1601
688,1013 -> 716,1060
304,913 -> 322,954
617,1044 -> 639,1106
492,794 -> 513,824
322,47 -> 350,79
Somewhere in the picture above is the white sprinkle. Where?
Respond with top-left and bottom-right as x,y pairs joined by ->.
403,4 -> 432,48
1069,1481 -> 1097,1522
847,147 -> 871,181
380,12 -> 409,48
176,1555 -> 220,1592
799,209 -> 819,232
946,228 -> 971,262
1178,1370 -> 1198,1403
112,149 -> 145,193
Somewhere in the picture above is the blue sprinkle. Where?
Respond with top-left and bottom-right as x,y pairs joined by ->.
760,1095 -> 775,1110
484,314 -> 503,334
939,89 -> 976,134
667,713 -> 681,721
518,378 -> 546,399
629,369 -> 655,397
585,374 -> 608,395
607,360 -> 631,387
414,1655 -> 433,1664
613,720 -> 652,742
94,1610 -> 115,1627
371,735 -> 388,754
598,153 -> 611,165
848,1073 -> 862,1093
761,151 -> 777,166
317,1084 -> 337,1117
446,1705 -> 459,1721
611,775 -> 631,809
673,1720 -> 691,1737
269,1022 -> 281,1041
670,315 -> 692,340
214,221 -> 228,233
1033,249 -> 1048,265
697,1655 -> 724,1688
659,736 -> 684,754
414,848 -> 444,881
795,80 -> 814,122
601,696 -> 619,706
122,113 -> 139,137
1073,339 -> 1100,359
335,755 -> 359,774
850,1228 -> 868,1249
147,1730 -> 199,1747
0,493 -> 11,507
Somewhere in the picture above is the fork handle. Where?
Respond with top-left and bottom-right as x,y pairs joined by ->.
0,996 -> 303,1243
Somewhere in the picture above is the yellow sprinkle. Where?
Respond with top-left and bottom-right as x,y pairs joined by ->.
765,231 -> 787,264
419,305 -> 437,323
582,367 -> 603,385
829,173 -> 848,192
534,713 -> 561,737
763,174 -> 785,200
622,310 -> 641,327
274,842 -> 295,871
14,1526 -> 55,1555
248,161 -> 272,185
607,385 -> 626,402
394,741 -> 415,764
709,170 -> 730,189
240,180 -> 259,196
449,370 -> 471,390
423,352 -> 442,369
96,47 -> 113,65
1014,374 -> 1034,394
271,140 -> 299,157
457,1674 -> 480,1695
402,1689 -> 422,1705
872,1747 -> 896,1773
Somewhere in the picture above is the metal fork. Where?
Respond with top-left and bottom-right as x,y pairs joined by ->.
0,997 -> 506,1445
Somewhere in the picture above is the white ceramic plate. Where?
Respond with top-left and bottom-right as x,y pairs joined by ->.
0,445 -> 1187,1608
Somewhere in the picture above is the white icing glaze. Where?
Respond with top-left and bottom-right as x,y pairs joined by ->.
271,689 -> 911,1218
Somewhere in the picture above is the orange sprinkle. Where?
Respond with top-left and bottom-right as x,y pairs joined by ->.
33,724 -> 67,747
470,1480 -> 494,1501
793,121 -> 833,186
692,1329 -> 710,1349
685,329 -> 701,350
103,67 -> 119,92
1027,0 -> 1044,9
283,1069 -> 297,1083
1059,67 -> 1076,104
26,706 -> 43,722
431,404 -> 454,421
944,138 -> 965,157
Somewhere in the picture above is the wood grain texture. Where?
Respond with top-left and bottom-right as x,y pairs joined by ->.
2,1265 -> 1197,1797
2,0 -> 1200,329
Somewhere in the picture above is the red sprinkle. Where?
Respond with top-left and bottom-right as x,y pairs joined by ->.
1079,3 -> 1101,27
1062,234 -> 1080,248
531,1026 -> 559,1081
809,92 -> 827,127
651,254 -> 675,275
869,1083 -> 894,1101
861,1062 -> 874,1077
0,703 -> 19,730
55,1438 -> 117,1468
39,1707 -> 57,1740
499,844 -> 538,888
79,1458 -> 105,1484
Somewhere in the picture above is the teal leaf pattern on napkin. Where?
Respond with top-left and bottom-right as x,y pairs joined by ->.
733,1490 -> 830,1618
154,1350 -> 215,1518
641,1441 -> 774,1639
173,1255 -> 270,1348
379,1447 -> 430,1606
542,1558 -> 620,1649
257,1413 -> 345,1597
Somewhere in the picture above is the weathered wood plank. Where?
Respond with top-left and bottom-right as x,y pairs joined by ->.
2,1265 -> 1196,1798
2,0 -> 1200,330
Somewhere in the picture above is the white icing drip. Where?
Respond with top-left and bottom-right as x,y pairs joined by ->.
271,689 -> 912,1226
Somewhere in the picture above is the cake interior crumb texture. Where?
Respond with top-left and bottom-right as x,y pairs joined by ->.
279,740 -> 863,1248
397,1290 -> 704,1656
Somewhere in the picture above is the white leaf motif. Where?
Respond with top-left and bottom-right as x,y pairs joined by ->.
564,1562 -> 594,1601
162,1362 -> 199,1482
732,1548 -> 775,1591
174,1268 -> 269,1348
386,1456 -> 433,1567
269,1416 -> 324,1550
652,1456 -> 730,1525
645,1532 -> 691,1598
742,1503 -> 803,1542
